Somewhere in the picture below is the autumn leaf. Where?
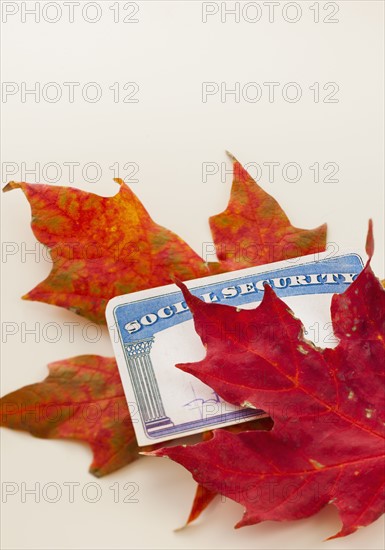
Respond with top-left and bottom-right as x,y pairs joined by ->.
209,152 -> 327,272
185,417 -> 273,527
3,155 -> 326,322
3,179 -> 209,323
152,225 -> 385,538
0,355 -> 142,477
185,480 -> 217,527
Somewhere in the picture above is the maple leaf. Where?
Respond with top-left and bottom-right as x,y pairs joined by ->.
152,224 -> 385,538
185,484 -> 218,526
3,156 -> 326,322
185,417 -> 273,527
209,152 -> 326,272
185,430 -> 218,526
3,179 -> 209,323
0,355 -> 142,477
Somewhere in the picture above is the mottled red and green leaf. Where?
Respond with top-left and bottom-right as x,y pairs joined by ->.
209,153 -> 326,271
0,355 -> 141,477
3,179 -> 209,323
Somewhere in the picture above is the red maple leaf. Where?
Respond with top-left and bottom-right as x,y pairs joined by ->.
209,153 -> 326,271
3,155 -> 326,323
0,355 -> 144,477
185,417 -> 273,527
152,224 -> 385,538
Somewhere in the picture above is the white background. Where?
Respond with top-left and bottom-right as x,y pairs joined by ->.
1,1 -> 384,549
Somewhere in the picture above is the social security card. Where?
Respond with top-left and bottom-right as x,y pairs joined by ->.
106,251 -> 363,446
